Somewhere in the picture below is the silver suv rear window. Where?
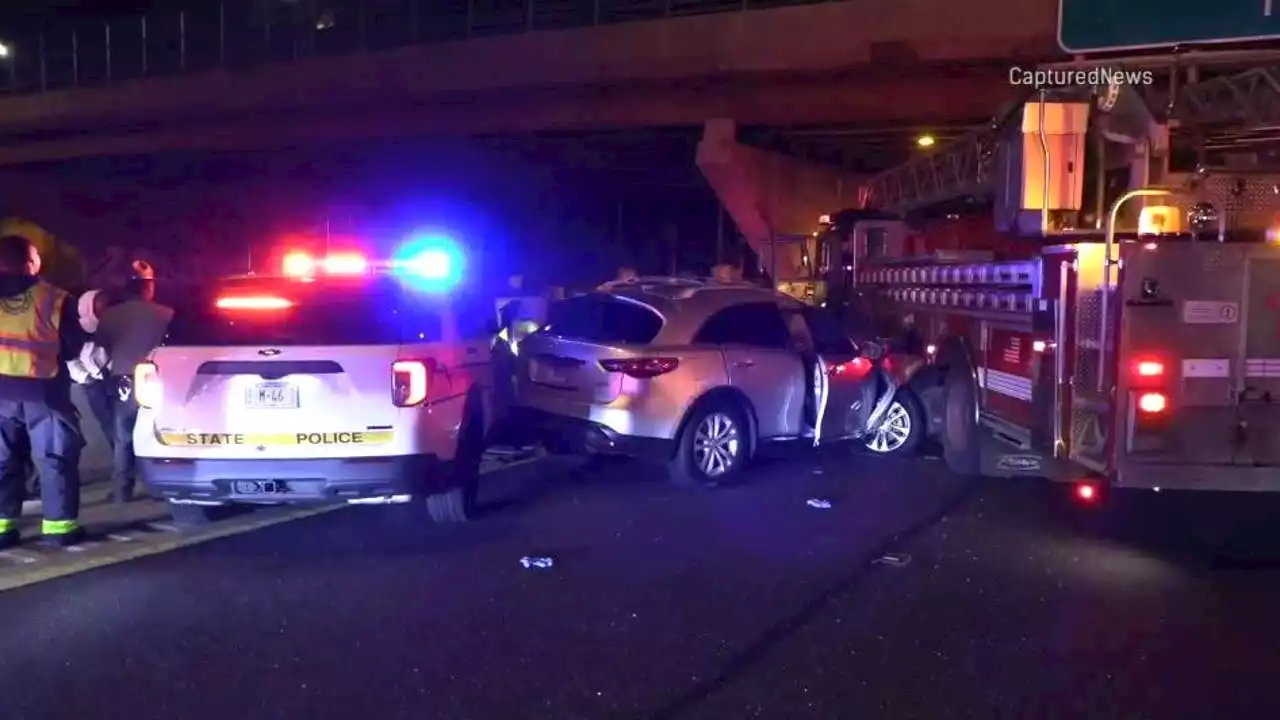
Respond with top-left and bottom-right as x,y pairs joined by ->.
163,277 -> 442,347
544,294 -> 662,345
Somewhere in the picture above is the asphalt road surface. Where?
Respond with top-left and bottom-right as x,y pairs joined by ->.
1,450 -> 1279,720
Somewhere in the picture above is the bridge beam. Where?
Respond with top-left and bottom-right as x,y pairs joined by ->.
0,69 -> 1016,166
697,118 -> 860,280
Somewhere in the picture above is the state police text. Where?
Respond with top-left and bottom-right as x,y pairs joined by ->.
184,432 -> 372,445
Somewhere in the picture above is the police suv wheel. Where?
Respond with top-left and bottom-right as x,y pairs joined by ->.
428,400 -> 484,523
668,401 -> 749,487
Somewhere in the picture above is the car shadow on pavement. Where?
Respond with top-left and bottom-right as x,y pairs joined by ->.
988,480 -> 1280,572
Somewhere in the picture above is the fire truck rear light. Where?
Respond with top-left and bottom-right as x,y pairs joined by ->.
1032,340 -> 1047,353
1137,392 -> 1167,413
1134,360 -> 1164,377
1075,482 -> 1099,502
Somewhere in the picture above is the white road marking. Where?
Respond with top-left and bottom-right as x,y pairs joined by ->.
0,551 -> 38,564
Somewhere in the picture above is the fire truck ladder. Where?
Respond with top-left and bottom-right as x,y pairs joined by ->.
863,92 -> 1037,215
1175,64 -> 1280,129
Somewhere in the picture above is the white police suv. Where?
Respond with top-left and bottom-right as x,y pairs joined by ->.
133,242 -> 502,526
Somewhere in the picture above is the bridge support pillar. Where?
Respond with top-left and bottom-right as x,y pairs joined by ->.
696,118 -> 860,281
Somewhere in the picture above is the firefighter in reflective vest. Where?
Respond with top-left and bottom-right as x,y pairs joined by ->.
493,275 -> 546,355
0,235 -> 86,549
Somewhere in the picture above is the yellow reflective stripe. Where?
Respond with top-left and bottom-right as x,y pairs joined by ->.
0,518 -> 16,533
158,430 -> 394,447
41,519 -> 78,535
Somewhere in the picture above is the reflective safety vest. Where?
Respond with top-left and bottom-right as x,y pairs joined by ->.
495,296 -> 545,324
0,280 -> 69,379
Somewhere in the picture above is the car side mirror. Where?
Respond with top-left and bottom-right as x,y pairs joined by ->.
858,341 -> 884,360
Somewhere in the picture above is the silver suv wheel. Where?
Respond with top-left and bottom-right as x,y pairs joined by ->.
693,411 -> 742,478
865,400 -> 912,454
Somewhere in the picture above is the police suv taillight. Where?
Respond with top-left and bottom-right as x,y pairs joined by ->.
392,360 -> 430,406
134,361 -> 162,409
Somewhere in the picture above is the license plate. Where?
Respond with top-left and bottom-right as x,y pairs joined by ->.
233,480 -> 285,495
245,381 -> 298,409
530,361 -> 569,386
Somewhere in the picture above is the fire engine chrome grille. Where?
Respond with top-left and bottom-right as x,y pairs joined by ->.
1073,289 -> 1104,395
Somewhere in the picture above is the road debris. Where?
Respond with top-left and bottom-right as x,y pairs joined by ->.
519,556 -> 554,570
806,498 -> 832,509
874,552 -> 912,567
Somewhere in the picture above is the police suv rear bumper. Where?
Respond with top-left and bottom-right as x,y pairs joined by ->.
139,454 -> 451,504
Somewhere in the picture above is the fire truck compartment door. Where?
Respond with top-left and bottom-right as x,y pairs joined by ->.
1122,245 -> 1280,468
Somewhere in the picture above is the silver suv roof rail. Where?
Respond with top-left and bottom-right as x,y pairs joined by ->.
596,276 -> 763,294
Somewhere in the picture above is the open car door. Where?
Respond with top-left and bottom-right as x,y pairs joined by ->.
794,306 -> 875,444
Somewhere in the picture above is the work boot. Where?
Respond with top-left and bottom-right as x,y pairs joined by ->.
39,527 -> 86,549
0,530 -> 18,550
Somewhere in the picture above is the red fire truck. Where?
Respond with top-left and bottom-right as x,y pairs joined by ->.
818,79 -> 1280,495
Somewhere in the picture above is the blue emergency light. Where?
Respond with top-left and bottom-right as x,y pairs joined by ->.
392,233 -> 464,292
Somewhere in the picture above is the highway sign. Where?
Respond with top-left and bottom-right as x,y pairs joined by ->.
1058,0 -> 1280,53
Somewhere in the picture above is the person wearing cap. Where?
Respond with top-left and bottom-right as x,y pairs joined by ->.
0,234 -> 87,549
94,260 -> 174,504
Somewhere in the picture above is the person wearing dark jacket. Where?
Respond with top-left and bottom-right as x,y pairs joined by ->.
0,235 -> 86,549
93,260 -> 173,503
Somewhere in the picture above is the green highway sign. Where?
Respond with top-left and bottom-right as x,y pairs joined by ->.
1058,0 -> 1280,53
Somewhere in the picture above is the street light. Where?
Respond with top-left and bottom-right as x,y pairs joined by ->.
915,134 -> 935,148
0,42 -> 12,92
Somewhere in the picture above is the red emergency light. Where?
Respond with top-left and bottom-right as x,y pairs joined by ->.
320,252 -> 368,275
281,250 -> 369,277
282,251 -> 316,277
215,295 -> 294,310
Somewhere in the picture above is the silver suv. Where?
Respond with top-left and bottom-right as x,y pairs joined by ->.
513,277 -> 924,485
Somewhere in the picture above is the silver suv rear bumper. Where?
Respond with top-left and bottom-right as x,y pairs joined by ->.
508,407 -> 675,462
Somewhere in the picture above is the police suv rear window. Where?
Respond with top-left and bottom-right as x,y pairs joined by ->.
543,294 -> 663,345
163,277 -> 442,346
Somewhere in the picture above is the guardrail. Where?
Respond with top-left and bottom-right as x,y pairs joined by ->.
0,0 -> 832,96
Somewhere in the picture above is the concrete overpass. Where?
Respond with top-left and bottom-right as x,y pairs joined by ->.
0,0 -> 1059,275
